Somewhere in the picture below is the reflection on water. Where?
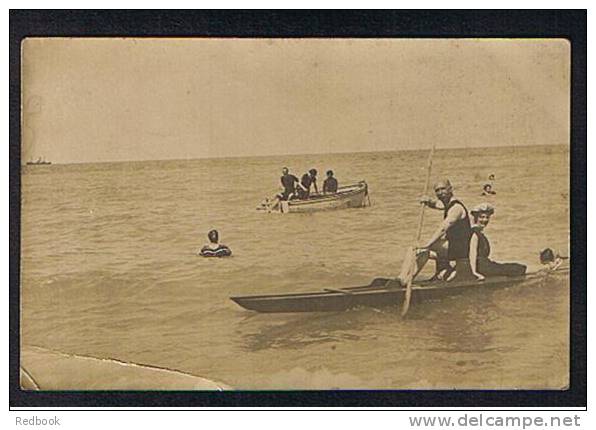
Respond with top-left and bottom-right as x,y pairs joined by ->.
238,289 -> 502,354
21,145 -> 569,389
239,311 -> 367,352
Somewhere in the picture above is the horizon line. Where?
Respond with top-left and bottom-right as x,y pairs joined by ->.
22,142 -> 569,167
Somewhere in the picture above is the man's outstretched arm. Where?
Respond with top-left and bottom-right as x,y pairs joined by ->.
420,205 -> 464,249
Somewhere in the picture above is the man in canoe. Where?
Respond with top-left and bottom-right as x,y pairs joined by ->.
323,170 -> 338,194
297,168 -> 319,199
401,179 -> 473,282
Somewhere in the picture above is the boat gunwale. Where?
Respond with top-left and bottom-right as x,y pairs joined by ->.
285,182 -> 367,206
230,267 -> 569,302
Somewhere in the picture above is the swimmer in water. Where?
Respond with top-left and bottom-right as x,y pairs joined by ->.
539,248 -> 568,271
482,183 -> 496,196
199,229 -> 232,257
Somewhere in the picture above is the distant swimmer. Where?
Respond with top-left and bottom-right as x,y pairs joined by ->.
323,170 -> 338,194
539,248 -> 568,271
482,183 -> 496,196
297,169 -> 319,199
468,203 -> 526,280
199,230 -> 232,257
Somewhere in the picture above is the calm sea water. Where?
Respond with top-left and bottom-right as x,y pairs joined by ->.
20,145 -> 569,389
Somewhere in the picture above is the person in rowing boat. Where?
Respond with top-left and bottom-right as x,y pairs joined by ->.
297,168 -> 319,199
199,229 -> 232,257
323,170 -> 338,194
403,179 -> 473,282
278,167 -> 300,201
468,203 -> 526,280
264,167 -> 300,210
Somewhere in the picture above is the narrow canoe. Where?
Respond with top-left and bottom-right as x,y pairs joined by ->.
257,181 -> 369,213
230,266 -> 569,313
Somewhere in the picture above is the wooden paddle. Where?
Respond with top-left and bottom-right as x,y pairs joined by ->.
400,144 -> 436,317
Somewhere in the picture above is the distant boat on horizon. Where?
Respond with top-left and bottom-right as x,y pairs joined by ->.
26,157 -> 52,166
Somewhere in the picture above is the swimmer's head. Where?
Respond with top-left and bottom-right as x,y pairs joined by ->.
309,168 -> 317,177
282,167 -> 289,175
208,229 -> 219,244
540,248 -> 556,264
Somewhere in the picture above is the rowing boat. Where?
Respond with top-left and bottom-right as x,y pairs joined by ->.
257,181 -> 369,213
230,266 -> 569,313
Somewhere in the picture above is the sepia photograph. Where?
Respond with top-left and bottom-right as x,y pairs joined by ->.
17,35 -> 573,393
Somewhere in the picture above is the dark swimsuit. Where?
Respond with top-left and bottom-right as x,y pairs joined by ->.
280,174 -> 299,200
444,199 -> 472,261
439,199 -> 473,279
473,229 -> 526,277
323,177 -> 338,193
297,174 -> 316,199
200,244 -> 232,257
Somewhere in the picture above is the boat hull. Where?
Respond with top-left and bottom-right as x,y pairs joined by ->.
258,181 -> 369,213
230,268 -> 568,313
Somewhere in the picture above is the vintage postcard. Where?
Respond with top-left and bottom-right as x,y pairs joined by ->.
20,37 -> 570,391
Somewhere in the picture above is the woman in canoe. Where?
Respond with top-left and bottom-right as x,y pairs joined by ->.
199,229 -> 232,257
469,203 -> 526,280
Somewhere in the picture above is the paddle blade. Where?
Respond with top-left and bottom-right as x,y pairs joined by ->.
400,247 -> 418,317
398,247 -> 417,285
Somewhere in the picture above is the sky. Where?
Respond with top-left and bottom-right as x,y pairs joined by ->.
21,38 -> 570,164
